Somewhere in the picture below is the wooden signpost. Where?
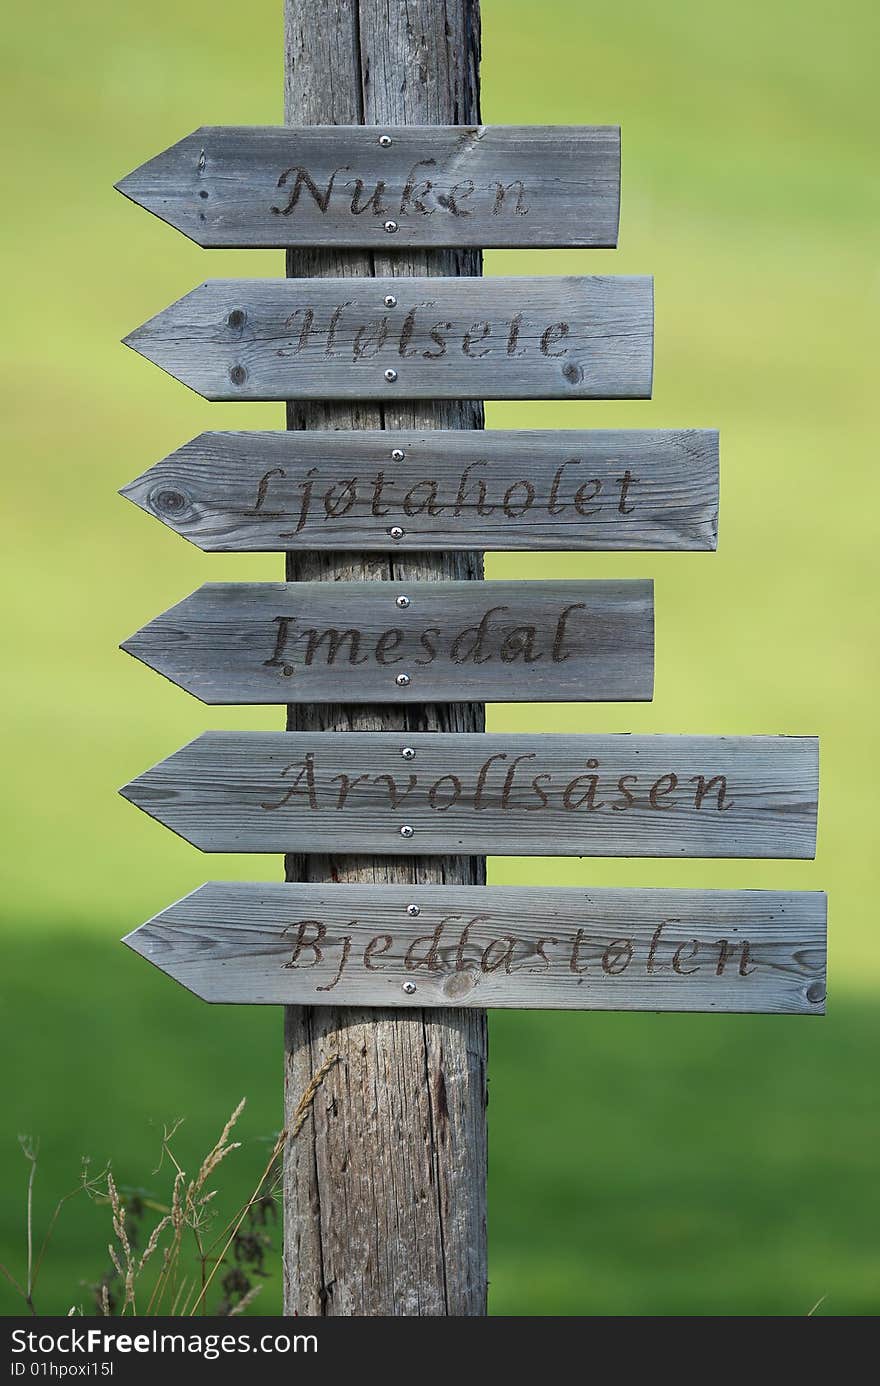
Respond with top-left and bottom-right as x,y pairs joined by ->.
123,276 -> 654,401
116,124 -> 622,249
116,0 -> 824,1319
122,428 -> 719,552
125,883 -> 826,1014
120,731 -> 818,858
122,580 -> 654,703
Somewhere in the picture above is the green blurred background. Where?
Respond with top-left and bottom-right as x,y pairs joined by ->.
2,0 -> 877,1316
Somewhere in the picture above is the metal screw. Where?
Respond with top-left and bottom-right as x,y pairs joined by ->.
384,294 -> 397,308
402,981 -> 417,994
406,904 -> 421,917
401,746 -> 416,760
396,673 -> 411,687
400,824 -> 414,838
379,134 -> 393,148
384,219 -> 399,234
384,368 -> 398,383
388,526 -> 405,540
390,447 -> 405,462
396,594 -> 411,609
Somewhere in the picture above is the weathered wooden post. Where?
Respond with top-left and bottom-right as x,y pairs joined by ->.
279,0 -> 489,1317
118,0 -> 826,1325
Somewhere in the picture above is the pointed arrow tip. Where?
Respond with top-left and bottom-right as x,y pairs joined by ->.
118,294 -> 213,397
119,630 -> 160,673
118,479 -> 151,518
114,169 -> 153,213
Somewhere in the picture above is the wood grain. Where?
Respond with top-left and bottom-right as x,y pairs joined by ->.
279,0 -> 487,1319
122,276 -> 654,401
122,428 -> 719,552
124,882 -> 827,1014
121,579 -> 654,704
116,124 -> 620,249
120,731 -> 819,859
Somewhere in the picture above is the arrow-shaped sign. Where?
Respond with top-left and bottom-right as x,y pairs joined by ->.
121,580 -> 654,705
124,882 -> 827,1013
119,731 -> 819,858
122,277 -> 654,401
121,428 -> 720,553
116,124 -> 620,249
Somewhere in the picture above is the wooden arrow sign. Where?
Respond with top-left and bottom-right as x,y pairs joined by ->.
122,277 -> 653,401
124,882 -> 827,1014
121,580 -> 654,705
120,731 -> 819,858
122,429 -> 719,553
116,125 -> 621,249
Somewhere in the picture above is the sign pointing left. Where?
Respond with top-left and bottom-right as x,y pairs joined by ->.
122,277 -> 654,401
119,731 -> 819,859
115,125 -> 621,249
121,579 -> 654,705
124,882 -> 826,1014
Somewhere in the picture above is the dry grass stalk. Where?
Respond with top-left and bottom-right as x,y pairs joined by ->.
106,1173 -> 137,1313
188,1053 -> 339,1316
1,1057 -> 340,1317
0,1143 -> 106,1317
227,1284 -> 263,1316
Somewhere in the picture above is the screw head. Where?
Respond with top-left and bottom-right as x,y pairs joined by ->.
396,594 -> 411,609
383,294 -> 397,308
384,219 -> 399,234
379,134 -> 393,148
401,746 -> 416,760
395,672 -> 411,687
406,904 -> 421,917
402,980 -> 417,994
390,447 -> 406,462
384,368 -> 398,383
388,526 -> 405,540
399,824 -> 414,838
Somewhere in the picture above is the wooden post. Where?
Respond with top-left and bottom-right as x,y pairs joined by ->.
281,0 -> 488,1316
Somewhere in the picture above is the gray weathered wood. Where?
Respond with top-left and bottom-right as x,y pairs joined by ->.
121,580 -> 654,704
120,731 -> 819,859
122,428 -> 719,552
124,883 -> 827,1015
122,276 -> 653,401
279,0 -> 487,1319
116,124 -> 621,249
